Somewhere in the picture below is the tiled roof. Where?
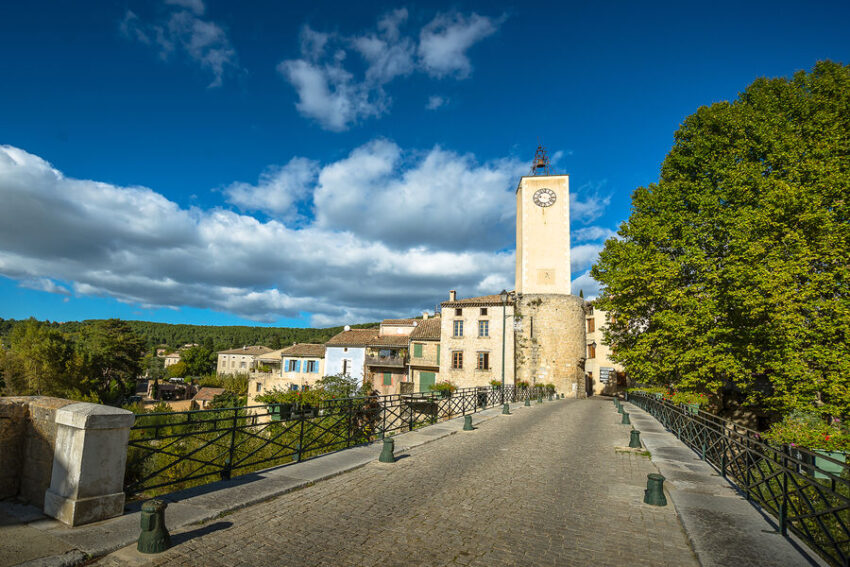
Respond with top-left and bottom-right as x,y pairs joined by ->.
441,293 -> 514,307
381,318 -> 417,325
282,343 -> 325,357
369,335 -> 412,347
217,346 -> 273,355
326,329 -> 380,347
410,317 -> 441,340
193,387 -> 226,401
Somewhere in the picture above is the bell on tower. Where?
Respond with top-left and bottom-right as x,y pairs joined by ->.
530,144 -> 552,176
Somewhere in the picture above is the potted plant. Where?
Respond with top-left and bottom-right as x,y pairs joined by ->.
489,379 -> 502,390
429,381 -> 457,399
670,391 -> 707,415
764,412 -> 850,479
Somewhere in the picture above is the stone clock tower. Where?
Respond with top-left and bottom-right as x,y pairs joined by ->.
513,146 -> 587,398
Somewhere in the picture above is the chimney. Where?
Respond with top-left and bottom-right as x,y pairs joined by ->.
422,311 -> 429,320
449,290 -> 456,301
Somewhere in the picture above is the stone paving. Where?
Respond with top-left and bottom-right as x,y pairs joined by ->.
97,399 -> 698,567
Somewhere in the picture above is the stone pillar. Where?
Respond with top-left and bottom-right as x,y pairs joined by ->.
43,402 -> 135,527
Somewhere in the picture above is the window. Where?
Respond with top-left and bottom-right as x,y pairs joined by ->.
286,359 -> 300,372
587,306 -> 594,315
453,320 -> 464,337
587,318 -> 595,333
413,343 -> 423,358
306,360 -> 319,373
455,308 -> 462,316
240,361 -> 246,368
383,372 -> 392,386
587,344 -> 596,359
256,383 -> 262,393
343,347 -> 348,352
452,351 -> 463,369
477,352 -> 490,370
478,320 -> 489,337
480,307 -> 488,316
342,359 -> 349,375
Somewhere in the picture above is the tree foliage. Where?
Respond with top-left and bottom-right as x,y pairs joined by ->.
591,61 -> 850,416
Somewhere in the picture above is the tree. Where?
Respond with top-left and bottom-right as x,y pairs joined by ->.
5,319 -> 75,396
167,361 -> 188,379
180,346 -> 216,376
591,61 -> 850,416
76,319 -> 145,402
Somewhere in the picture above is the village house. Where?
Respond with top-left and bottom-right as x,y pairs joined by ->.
247,343 -> 326,405
323,327 -> 379,387
192,387 -> 225,409
439,290 -> 515,390
216,346 -> 273,375
366,319 -> 416,396
408,314 -> 441,392
584,302 -> 625,395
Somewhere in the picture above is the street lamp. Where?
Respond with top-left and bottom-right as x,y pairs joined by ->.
500,289 -> 509,404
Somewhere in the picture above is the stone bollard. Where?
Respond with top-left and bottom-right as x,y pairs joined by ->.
502,403 -> 511,415
379,437 -> 395,463
621,412 -> 631,425
463,415 -> 474,431
644,473 -> 667,506
629,429 -> 642,449
137,499 -> 171,554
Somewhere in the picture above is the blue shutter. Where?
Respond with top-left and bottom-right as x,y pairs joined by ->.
295,360 -> 301,372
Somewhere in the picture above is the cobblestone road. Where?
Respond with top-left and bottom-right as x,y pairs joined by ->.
103,399 -> 698,567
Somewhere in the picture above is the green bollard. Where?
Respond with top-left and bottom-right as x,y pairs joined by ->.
502,403 -> 511,415
561,393 -> 565,399
621,412 -> 631,425
463,415 -> 474,431
138,500 -> 171,554
524,398 -> 531,407
617,404 -> 624,414
379,437 -> 395,463
644,473 -> 667,506
537,395 -> 543,404
629,429 -> 642,449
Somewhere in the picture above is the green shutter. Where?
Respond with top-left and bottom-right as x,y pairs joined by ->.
420,372 -> 436,392
383,372 -> 392,386
437,345 -> 441,359
414,343 -> 423,357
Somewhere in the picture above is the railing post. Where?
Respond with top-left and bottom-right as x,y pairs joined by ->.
296,411 -> 305,462
222,408 -> 238,481
780,444 -> 788,536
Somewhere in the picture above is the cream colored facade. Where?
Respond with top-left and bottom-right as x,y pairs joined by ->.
408,316 -> 441,392
515,174 -> 571,295
439,292 -> 515,389
216,346 -> 273,376
584,305 -> 625,395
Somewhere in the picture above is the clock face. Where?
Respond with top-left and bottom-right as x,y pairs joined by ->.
533,188 -> 556,207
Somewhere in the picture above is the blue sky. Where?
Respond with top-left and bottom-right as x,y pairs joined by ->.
1,0 -> 848,327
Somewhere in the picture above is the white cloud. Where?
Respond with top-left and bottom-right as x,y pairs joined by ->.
572,226 -> 616,243
20,277 -> 71,296
0,144 -> 522,325
571,271 -> 601,300
570,182 -> 612,226
279,10 -> 502,131
121,1 -> 238,88
426,95 -> 448,110
418,13 -> 499,78
223,157 -> 319,218
571,244 -> 604,274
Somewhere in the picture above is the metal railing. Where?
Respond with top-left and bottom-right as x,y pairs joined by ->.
628,392 -> 850,567
125,385 -> 548,498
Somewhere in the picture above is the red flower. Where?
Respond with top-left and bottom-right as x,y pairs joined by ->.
825,435 -> 831,441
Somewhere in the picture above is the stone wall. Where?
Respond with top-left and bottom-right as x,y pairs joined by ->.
514,294 -> 586,398
0,396 -> 75,506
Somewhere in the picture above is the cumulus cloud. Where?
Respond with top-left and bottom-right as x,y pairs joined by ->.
279,10 -> 502,130
223,157 -> 319,219
571,271 -> 601,300
570,182 -> 612,226
418,12 -> 499,78
0,142 -> 615,325
121,0 -> 238,87
572,226 -> 616,243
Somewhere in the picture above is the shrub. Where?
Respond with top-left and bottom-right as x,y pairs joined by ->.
429,381 -> 457,394
764,412 -> 850,451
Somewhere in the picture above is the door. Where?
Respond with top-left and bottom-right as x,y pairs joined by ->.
419,371 -> 436,393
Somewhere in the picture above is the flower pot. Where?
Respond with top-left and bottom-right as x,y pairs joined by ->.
814,450 -> 847,480
439,390 -> 452,399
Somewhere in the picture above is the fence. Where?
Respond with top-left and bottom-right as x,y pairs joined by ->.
125,384 -> 549,498
627,392 -> 850,567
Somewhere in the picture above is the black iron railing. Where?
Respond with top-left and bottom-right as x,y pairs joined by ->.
125,385 -> 547,498
628,392 -> 850,567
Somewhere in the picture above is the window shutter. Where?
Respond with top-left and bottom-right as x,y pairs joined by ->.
295,360 -> 302,372
414,343 -> 423,357
383,372 -> 392,386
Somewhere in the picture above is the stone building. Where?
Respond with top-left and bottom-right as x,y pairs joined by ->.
408,315 -> 441,392
439,290 -> 515,390
584,303 -> 625,395
216,346 -> 273,375
248,343 -> 326,404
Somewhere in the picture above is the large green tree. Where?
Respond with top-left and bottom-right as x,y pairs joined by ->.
3,319 -> 75,396
592,61 -> 850,416
76,319 -> 145,402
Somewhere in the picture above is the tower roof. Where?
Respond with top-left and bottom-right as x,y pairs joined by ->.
530,144 -> 553,175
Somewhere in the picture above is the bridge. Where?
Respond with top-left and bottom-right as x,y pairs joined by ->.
2,394 -> 833,566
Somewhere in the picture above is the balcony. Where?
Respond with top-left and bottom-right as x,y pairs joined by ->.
365,355 -> 407,368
